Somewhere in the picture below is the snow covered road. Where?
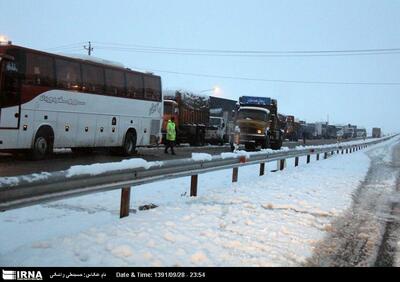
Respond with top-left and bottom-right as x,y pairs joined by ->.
0,137 -> 399,266
307,137 -> 400,266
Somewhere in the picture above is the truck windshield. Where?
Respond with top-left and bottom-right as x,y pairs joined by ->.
237,109 -> 268,121
210,117 -> 221,126
164,101 -> 174,114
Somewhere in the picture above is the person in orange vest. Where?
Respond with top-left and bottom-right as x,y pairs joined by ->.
164,116 -> 176,155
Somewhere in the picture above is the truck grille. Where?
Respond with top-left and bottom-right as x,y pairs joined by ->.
240,127 -> 259,134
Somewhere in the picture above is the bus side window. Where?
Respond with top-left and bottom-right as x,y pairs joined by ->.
25,53 -> 55,87
55,59 -> 81,91
105,69 -> 125,97
82,64 -> 104,94
144,76 -> 161,101
126,72 -> 144,99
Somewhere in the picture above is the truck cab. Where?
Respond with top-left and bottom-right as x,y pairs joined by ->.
205,116 -> 226,145
231,96 -> 283,151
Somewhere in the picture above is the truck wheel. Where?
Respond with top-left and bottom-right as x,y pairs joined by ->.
270,140 -> 283,150
261,137 -> 270,149
245,143 -> 255,151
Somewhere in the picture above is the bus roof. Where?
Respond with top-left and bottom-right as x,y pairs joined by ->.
0,44 -> 160,78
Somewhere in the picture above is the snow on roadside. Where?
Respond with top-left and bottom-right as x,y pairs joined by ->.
0,138 -> 397,266
66,159 -> 163,177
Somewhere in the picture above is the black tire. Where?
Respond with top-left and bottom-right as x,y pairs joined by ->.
245,143 -> 255,151
261,136 -> 270,149
31,130 -> 53,160
270,140 -> 283,150
122,131 -> 137,156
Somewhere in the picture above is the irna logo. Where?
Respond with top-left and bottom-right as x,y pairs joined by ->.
2,270 -> 43,281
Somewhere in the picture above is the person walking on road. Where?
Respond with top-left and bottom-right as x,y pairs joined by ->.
165,117 -> 176,155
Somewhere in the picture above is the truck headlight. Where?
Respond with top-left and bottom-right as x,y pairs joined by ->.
257,129 -> 262,134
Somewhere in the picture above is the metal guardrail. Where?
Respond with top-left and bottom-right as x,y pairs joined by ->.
0,136 -> 395,218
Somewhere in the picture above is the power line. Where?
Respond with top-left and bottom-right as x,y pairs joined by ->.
139,67 -> 400,86
47,41 -> 400,57
94,46 -> 400,57
92,41 -> 400,57
46,42 -> 86,51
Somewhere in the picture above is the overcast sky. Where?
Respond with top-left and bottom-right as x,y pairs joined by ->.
1,0 -> 399,134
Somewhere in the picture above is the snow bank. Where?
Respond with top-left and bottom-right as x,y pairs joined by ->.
66,159 -> 163,177
0,137 -> 397,266
191,153 -> 212,162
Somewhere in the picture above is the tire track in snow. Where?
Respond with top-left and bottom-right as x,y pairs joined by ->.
305,140 -> 400,267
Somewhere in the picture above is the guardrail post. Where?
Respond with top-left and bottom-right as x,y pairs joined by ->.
307,155 -> 311,164
342,149 -> 344,154
259,163 -> 265,176
232,167 -> 238,182
346,148 -> 348,154
316,154 -> 320,161
295,157 -> 299,167
232,156 -> 246,182
279,159 -> 286,170
324,152 -> 328,159
190,175 -> 198,197
120,187 -> 131,218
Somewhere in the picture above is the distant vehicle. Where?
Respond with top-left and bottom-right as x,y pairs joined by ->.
205,115 -> 226,145
336,124 -> 355,139
163,90 -> 209,146
209,96 -> 237,143
372,127 -> 381,138
302,123 -> 316,139
318,124 -> 337,139
284,115 -> 300,141
231,96 -> 283,151
0,44 -> 162,159
356,128 -> 367,138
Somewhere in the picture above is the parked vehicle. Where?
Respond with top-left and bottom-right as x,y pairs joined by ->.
284,115 -> 300,141
0,44 -> 162,159
163,90 -> 209,146
356,128 -> 367,138
205,115 -> 226,145
209,96 -> 237,143
231,96 -> 283,151
372,127 -> 381,138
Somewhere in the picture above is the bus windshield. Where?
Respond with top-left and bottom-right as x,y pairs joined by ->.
237,109 -> 268,121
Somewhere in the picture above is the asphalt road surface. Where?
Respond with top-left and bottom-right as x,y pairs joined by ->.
0,138 -> 358,177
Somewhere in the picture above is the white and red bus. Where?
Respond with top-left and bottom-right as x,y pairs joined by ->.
0,44 -> 162,159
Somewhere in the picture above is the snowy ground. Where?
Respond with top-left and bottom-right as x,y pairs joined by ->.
0,137 -> 398,266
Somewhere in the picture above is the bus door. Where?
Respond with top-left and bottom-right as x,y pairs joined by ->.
0,59 -> 20,129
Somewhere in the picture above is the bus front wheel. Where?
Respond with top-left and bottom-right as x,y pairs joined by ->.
31,129 -> 53,160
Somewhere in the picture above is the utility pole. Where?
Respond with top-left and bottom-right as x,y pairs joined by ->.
84,41 -> 94,56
